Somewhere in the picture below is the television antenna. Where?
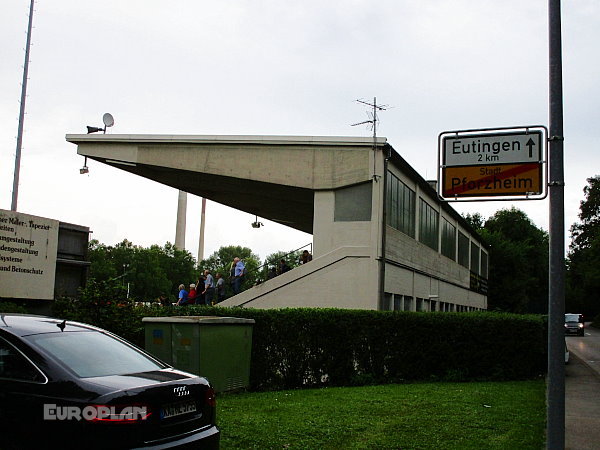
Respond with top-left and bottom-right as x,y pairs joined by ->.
351,97 -> 389,140
352,97 -> 390,181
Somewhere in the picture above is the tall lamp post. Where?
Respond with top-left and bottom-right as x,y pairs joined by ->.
11,0 -> 35,211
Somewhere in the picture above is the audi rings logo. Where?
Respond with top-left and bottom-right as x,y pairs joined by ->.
174,386 -> 190,397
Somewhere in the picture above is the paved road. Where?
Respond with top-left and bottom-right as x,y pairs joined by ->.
566,323 -> 600,450
566,323 -> 600,377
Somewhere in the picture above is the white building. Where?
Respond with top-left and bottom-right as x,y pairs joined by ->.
67,134 -> 487,311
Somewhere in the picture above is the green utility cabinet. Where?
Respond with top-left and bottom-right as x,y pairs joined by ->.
142,316 -> 255,392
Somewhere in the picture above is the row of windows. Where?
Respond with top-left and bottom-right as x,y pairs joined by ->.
385,294 -> 484,312
386,171 -> 487,277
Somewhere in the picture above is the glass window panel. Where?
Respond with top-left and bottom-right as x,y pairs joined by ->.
441,219 -> 456,260
470,243 -> 480,274
334,183 -> 372,222
386,172 -> 415,237
0,338 -> 45,383
29,331 -> 165,378
419,199 -> 438,251
391,177 -> 398,228
481,251 -> 488,278
386,174 -> 394,227
458,231 -> 470,268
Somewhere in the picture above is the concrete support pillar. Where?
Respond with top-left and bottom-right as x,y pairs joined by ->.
175,190 -> 187,250
197,197 -> 206,262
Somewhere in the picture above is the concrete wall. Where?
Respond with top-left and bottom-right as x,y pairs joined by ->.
73,137 -> 375,191
219,246 -> 379,309
313,191 -> 375,256
386,227 -> 469,287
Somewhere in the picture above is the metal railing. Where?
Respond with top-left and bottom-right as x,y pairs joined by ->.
246,242 -> 313,286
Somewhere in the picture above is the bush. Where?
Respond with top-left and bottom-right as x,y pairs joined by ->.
53,278 -> 150,347
48,303 -> 547,390
221,309 -> 547,390
0,301 -> 28,314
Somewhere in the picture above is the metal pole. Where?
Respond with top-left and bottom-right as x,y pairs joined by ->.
547,0 -> 565,448
11,0 -> 35,212
379,146 -> 390,310
372,97 -> 377,141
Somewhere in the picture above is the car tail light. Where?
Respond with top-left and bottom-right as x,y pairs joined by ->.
205,388 -> 216,408
88,404 -> 152,423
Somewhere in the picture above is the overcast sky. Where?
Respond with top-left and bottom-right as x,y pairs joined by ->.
2,1 -> 599,262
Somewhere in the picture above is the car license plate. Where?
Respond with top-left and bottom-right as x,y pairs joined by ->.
161,400 -> 197,420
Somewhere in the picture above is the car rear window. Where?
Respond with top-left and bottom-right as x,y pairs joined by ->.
28,331 -> 165,378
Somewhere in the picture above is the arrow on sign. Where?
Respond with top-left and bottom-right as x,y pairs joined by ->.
526,138 -> 535,158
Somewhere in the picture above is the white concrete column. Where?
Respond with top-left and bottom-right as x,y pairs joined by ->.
175,190 -> 187,250
197,197 -> 206,262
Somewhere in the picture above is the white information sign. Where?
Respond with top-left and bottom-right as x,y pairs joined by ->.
438,127 -> 548,200
0,209 -> 59,300
443,131 -> 543,167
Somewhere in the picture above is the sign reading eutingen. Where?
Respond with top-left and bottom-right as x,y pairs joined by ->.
438,126 -> 547,200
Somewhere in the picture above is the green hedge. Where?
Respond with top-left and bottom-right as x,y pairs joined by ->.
0,301 -> 29,314
52,299 -> 546,390
196,308 -> 546,390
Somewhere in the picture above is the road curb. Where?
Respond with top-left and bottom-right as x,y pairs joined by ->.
568,352 -> 600,382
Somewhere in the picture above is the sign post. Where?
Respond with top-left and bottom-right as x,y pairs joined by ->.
547,0 -> 566,447
438,126 -> 547,201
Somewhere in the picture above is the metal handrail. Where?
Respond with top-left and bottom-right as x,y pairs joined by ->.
246,242 -> 313,284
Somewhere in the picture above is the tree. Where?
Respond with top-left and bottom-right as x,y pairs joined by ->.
88,239 -> 119,281
263,249 -> 303,276
87,240 -> 196,301
128,245 -> 172,300
463,212 -> 485,231
567,176 -> 600,317
156,242 -> 197,296
570,176 -> 600,252
199,245 -> 261,294
470,208 -> 549,313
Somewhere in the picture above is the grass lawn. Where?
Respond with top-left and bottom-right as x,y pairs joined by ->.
216,380 -> 545,449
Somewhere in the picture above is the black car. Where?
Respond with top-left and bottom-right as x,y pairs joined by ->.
564,313 -> 585,336
0,314 -> 220,449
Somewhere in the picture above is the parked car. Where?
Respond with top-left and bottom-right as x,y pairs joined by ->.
564,313 -> 585,336
0,314 -> 220,449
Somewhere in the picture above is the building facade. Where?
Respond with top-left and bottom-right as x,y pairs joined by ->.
67,134 -> 487,311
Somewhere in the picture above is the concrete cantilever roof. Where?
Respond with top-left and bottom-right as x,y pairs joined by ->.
66,134 -> 388,234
